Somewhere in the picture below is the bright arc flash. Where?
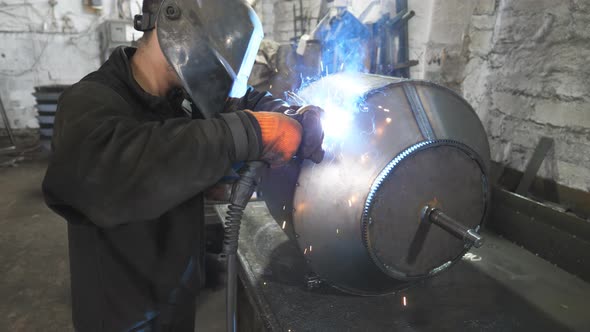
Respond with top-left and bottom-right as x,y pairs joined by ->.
299,74 -> 367,141
321,105 -> 354,140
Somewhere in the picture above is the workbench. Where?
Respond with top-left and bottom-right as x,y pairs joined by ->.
215,202 -> 590,331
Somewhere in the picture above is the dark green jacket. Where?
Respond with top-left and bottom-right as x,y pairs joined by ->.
42,47 -> 288,331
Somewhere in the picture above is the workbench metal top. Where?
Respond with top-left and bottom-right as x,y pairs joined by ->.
216,202 -> 590,332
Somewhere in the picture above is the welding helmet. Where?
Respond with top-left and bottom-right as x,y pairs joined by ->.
135,0 -> 263,118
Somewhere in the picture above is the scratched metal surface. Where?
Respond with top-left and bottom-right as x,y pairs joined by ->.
216,202 -> 590,332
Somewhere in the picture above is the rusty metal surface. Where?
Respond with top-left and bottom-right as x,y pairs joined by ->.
515,137 -> 554,196
489,187 -> 590,283
218,202 -> 590,331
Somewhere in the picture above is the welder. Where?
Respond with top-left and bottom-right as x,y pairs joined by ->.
41,0 -> 324,330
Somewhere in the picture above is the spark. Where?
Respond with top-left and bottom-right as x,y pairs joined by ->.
378,105 -> 383,109
304,248 -> 308,255
310,245 -> 313,252
402,296 -> 407,306
386,117 -> 392,124
296,75 -> 368,142
263,282 -> 267,286
336,228 -> 339,234
282,205 -> 286,211
297,203 -> 305,212
361,153 -> 369,163
383,108 -> 390,112
282,221 -> 286,229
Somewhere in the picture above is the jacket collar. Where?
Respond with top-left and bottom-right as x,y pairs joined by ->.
107,47 -> 186,118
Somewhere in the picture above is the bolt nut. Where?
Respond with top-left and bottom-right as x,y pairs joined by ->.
165,4 -> 181,20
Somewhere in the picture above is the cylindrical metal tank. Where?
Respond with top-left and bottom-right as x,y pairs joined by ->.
260,73 -> 491,295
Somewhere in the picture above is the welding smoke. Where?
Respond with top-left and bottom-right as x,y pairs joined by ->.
294,10 -> 372,142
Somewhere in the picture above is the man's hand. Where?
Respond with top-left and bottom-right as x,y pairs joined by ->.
245,110 -> 302,167
286,105 -> 325,163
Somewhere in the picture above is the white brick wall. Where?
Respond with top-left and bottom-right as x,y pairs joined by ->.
417,0 -> 590,192
0,0 -> 117,130
258,0 -> 590,192
2,0 -> 586,191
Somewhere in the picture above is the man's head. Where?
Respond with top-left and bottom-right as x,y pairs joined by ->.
134,0 -> 264,118
130,0 -> 181,96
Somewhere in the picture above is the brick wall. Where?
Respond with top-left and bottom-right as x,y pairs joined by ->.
255,0 -> 321,43
414,0 -> 590,192
259,0 -> 590,192
0,0 -> 116,131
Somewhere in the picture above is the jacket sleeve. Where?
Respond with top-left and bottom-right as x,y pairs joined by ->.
225,86 -> 294,113
42,81 -> 260,228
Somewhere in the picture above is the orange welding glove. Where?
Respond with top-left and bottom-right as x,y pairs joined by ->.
245,110 -> 302,167
285,105 -> 325,164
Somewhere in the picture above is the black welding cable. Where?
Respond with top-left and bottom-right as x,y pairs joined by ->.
223,161 -> 265,332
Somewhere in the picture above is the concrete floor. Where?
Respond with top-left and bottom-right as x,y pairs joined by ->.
0,156 -> 225,331
0,159 -> 71,331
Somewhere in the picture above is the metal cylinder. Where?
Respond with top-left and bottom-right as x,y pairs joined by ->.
261,73 -> 490,295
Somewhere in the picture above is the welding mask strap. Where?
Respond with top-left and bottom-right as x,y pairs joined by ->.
134,13 -> 157,31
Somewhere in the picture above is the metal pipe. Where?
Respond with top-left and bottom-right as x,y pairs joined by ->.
400,10 -> 415,23
293,3 -> 298,41
0,95 -> 16,153
226,252 -> 238,331
299,0 -> 305,35
386,9 -> 415,28
422,206 -> 484,248
395,0 -> 410,77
